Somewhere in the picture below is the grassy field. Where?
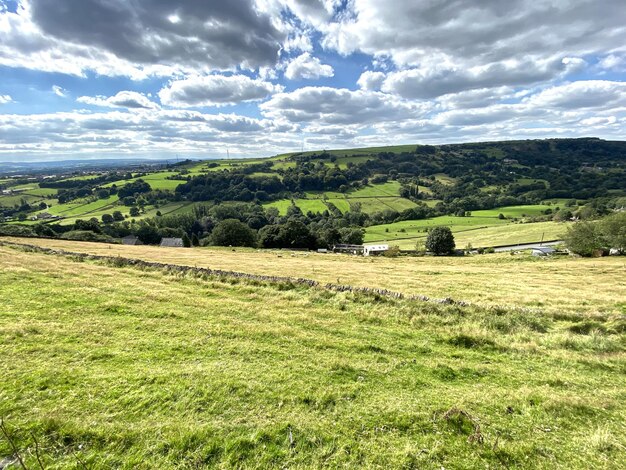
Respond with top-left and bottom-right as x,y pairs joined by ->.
365,221 -> 570,250
0,244 -> 625,468
472,205 -> 556,219
0,193 -> 47,207
275,144 -> 419,159
452,222 -> 570,248
102,171 -> 185,191
364,215 -> 509,242
2,237 -> 624,316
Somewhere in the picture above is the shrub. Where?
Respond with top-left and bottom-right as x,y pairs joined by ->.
383,245 -> 401,257
61,230 -> 117,243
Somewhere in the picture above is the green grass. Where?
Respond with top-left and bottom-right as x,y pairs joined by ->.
365,215 -> 508,242
452,221 -> 571,248
0,245 -> 624,468
366,221 -> 569,250
21,187 -> 58,197
0,194 -> 46,207
263,199 -> 334,215
57,174 -> 104,182
471,204 -> 556,219
275,144 -> 419,159
349,181 -> 401,198
102,171 -> 185,191
352,197 -> 417,214
325,198 -> 351,213
263,199 -> 294,215
295,199 -> 330,214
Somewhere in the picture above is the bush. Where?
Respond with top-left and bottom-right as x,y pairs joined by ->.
383,245 -> 401,257
61,230 -> 117,243
425,226 -> 455,255
0,224 -> 36,237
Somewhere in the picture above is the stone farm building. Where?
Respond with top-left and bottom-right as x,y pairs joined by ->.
160,237 -> 184,248
121,235 -> 143,246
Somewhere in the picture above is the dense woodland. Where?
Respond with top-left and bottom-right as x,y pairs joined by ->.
1,138 -> 625,250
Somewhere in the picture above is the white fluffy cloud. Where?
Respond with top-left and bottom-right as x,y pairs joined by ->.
380,58 -> 586,100
78,91 -> 159,110
159,75 -> 283,107
524,80 -> 626,109
261,86 -> 425,125
284,53 -> 334,80
357,71 -> 385,91
319,0 -> 626,66
0,109 -> 298,158
0,94 -> 12,104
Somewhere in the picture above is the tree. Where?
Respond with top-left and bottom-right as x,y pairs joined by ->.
600,212 -> 626,254
564,221 -> 603,256
339,227 -> 364,245
191,233 -> 200,247
136,224 -> 161,245
101,213 -> 114,224
112,211 -> 125,221
182,233 -> 191,248
210,219 -> 257,247
258,224 -> 282,248
425,226 -> 455,255
129,206 -> 140,217
277,219 -> 317,249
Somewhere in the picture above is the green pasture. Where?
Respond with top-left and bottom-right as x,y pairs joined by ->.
471,204 -> 556,219
0,245 -> 624,468
102,171 -> 185,191
0,193 -> 45,207
364,215 -> 508,243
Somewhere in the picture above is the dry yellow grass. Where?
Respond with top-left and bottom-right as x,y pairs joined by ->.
2,236 -> 625,315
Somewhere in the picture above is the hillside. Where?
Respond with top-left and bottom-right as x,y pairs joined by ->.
1,138 -> 625,250
2,237 -> 624,315
1,242 -> 625,468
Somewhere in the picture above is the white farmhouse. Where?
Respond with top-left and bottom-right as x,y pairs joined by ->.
364,244 -> 389,256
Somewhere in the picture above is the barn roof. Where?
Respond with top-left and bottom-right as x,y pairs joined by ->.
160,237 -> 184,247
121,235 -> 142,246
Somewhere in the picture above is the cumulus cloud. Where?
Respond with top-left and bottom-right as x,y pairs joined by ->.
524,80 -> 626,109
319,0 -> 626,67
284,53 -> 334,80
381,58 -> 585,100
0,109 -> 287,158
77,91 -> 159,110
0,0 -> 286,78
0,94 -> 12,104
260,86 -> 424,125
357,71 -> 385,91
598,54 -> 626,72
158,75 -> 283,107
283,33 -> 313,53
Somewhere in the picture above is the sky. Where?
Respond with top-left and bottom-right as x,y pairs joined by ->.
0,0 -> 625,162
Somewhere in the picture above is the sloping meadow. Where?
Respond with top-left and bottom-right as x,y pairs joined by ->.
0,245 -> 625,468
